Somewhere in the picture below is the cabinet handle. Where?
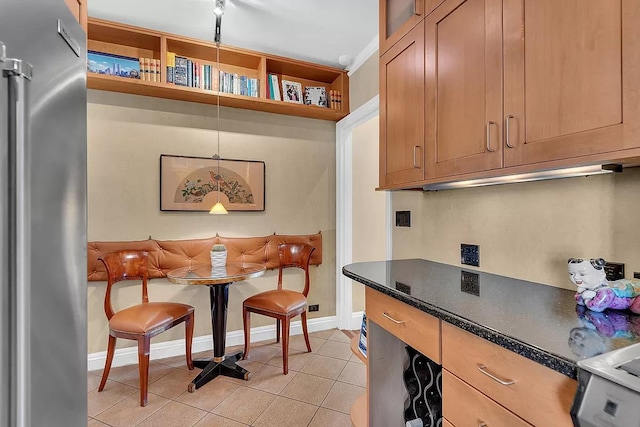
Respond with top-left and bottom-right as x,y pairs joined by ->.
413,145 -> 421,168
477,364 -> 515,385
382,312 -> 405,324
505,115 -> 515,148
485,122 -> 496,152
413,0 -> 422,15
478,423 -> 488,427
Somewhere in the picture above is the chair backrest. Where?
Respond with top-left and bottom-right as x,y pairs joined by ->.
98,250 -> 150,320
277,243 -> 315,296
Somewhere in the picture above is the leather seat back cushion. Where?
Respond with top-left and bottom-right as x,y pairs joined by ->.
87,233 -> 322,281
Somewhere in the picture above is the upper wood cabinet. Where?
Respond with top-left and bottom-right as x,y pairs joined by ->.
401,0 -> 640,188
380,0 -> 444,55
64,0 -> 87,33
380,20 -> 425,187
503,0 -> 633,167
425,0 -> 503,179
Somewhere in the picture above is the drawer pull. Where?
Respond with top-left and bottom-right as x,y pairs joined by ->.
382,312 -> 405,324
477,364 -> 515,386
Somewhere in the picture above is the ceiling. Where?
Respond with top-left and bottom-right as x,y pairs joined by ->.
88,0 -> 379,69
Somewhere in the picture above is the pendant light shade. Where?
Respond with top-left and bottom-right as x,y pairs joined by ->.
209,201 -> 228,215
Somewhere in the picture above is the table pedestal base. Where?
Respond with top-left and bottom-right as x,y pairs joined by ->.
188,351 -> 250,392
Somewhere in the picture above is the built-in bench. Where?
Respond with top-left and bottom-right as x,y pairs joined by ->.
87,232 -> 323,281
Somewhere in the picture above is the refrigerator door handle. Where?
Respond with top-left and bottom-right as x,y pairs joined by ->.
3,55 -> 33,427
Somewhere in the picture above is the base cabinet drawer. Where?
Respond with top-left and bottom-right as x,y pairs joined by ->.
366,287 -> 441,363
443,370 -> 531,427
442,323 -> 576,427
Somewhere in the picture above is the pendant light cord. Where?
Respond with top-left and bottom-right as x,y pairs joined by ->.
216,41 -> 221,204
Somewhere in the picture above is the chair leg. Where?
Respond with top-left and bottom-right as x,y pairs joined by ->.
98,335 -> 116,392
185,312 -> 194,370
138,336 -> 150,407
301,310 -> 312,353
281,317 -> 290,375
242,307 -> 251,360
276,319 -> 281,343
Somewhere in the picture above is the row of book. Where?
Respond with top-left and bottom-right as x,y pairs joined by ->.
165,52 -> 259,97
329,90 -> 343,111
139,57 -> 161,82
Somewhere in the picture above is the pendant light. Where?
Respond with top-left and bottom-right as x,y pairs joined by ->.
210,1 -> 228,215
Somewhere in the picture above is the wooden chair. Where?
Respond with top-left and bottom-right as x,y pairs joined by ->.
242,243 -> 316,374
97,250 -> 195,407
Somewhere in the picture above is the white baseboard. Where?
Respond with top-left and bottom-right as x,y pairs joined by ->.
88,315 -> 341,371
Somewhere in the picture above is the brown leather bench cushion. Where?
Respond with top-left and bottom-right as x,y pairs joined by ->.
87,233 -> 322,282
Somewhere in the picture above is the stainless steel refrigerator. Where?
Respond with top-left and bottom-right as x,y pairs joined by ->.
1,0 -> 87,425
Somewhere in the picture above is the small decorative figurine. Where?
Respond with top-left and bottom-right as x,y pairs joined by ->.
568,258 -> 640,314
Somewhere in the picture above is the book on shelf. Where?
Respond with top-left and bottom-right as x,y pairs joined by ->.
167,52 -> 175,84
174,56 -> 188,86
304,86 -> 328,107
268,74 -> 281,101
329,90 -> 342,110
152,59 -> 158,82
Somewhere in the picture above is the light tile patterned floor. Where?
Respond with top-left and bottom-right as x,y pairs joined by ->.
88,330 -> 364,427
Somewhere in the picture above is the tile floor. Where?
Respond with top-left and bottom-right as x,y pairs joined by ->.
87,329 -> 364,427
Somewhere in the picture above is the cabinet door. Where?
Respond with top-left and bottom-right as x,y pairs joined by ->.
425,0 -> 503,179
65,0 -> 87,33
380,0 -> 424,55
380,20 -> 425,187
503,0 -> 628,167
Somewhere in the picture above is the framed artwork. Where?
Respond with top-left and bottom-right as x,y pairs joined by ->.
282,80 -> 303,104
87,51 -> 140,79
160,154 -> 265,212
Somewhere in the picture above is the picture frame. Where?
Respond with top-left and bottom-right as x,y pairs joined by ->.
304,86 -> 328,107
87,50 -> 140,79
282,80 -> 303,104
160,154 -> 265,212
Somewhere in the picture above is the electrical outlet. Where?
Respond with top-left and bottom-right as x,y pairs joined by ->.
396,211 -> 411,227
461,271 -> 480,296
395,281 -> 411,295
308,304 -> 319,312
461,244 -> 479,267
604,262 -> 625,281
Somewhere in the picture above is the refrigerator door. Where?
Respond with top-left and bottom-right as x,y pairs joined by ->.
1,0 -> 87,425
0,41 -> 9,427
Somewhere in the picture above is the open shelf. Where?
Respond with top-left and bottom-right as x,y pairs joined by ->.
86,18 -> 349,121
351,393 -> 368,427
349,334 -> 368,427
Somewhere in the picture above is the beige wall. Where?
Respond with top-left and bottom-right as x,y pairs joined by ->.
351,116 -> 386,311
392,169 -> 640,290
349,52 -> 379,111
87,90 -> 336,354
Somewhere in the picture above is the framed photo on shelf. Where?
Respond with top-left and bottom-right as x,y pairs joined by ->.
160,154 -> 265,212
87,51 -> 140,79
304,86 -> 328,107
282,80 -> 303,104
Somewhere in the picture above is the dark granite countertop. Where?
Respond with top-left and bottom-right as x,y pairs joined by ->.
343,259 -> 640,379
